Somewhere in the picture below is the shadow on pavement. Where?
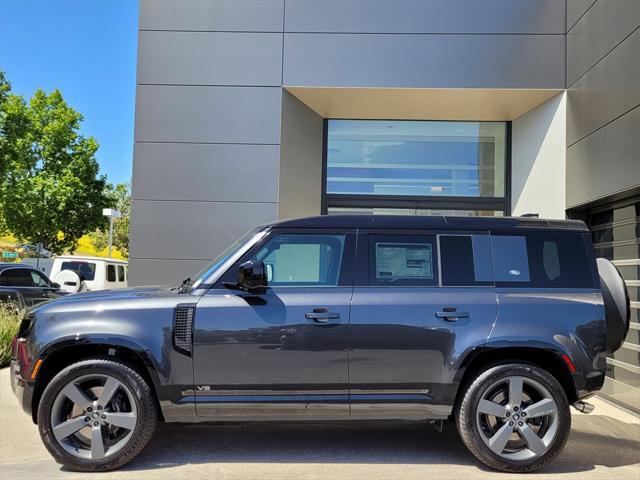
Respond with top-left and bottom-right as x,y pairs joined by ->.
116,414 -> 639,474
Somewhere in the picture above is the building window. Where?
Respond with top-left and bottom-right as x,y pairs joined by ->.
324,119 -> 509,216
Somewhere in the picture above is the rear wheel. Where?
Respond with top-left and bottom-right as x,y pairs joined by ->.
37,358 -> 157,472
456,363 -> 571,472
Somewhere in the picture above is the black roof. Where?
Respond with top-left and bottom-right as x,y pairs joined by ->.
0,262 -> 39,272
266,215 -> 589,232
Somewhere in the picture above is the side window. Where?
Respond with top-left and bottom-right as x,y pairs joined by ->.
60,261 -> 96,281
368,234 -> 437,286
107,264 -> 116,282
250,234 -> 346,286
492,232 -> 592,288
2,268 -> 35,287
439,235 -> 493,286
117,265 -> 125,282
30,271 -> 50,287
491,235 -> 531,283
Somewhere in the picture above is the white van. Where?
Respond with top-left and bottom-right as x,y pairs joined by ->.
50,256 -> 128,293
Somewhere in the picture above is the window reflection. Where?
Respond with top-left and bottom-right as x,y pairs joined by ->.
326,120 -> 506,198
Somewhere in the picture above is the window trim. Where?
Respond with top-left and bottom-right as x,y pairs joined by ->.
321,118 -> 512,216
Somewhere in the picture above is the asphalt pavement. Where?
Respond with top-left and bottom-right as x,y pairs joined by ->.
1,368 -> 638,480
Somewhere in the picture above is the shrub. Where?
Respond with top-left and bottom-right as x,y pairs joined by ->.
0,305 -> 20,367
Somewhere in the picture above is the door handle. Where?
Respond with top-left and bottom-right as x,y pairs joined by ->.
435,307 -> 470,321
305,308 -> 340,323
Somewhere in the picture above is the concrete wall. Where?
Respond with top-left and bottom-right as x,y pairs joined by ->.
131,0 -> 568,285
566,0 -> 640,208
512,93 -> 567,219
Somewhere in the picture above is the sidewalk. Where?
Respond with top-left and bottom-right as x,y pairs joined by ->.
1,368 -> 638,480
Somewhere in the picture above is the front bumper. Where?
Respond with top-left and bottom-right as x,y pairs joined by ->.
9,358 -> 35,418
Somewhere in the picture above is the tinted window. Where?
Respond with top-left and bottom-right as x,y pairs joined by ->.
368,234 -> 437,286
250,234 -> 346,286
1,268 -> 35,287
30,271 -> 50,287
492,236 -> 531,282
107,265 -> 116,282
439,235 -> 493,286
492,232 -> 592,288
117,265 -> 125,282
60,261 -> 96,281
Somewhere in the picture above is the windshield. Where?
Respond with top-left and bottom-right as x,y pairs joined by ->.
190,228 -> 267,289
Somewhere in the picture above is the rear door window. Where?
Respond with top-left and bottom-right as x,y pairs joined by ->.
117,265 -> 125,282
491,232 -> 593,288
367,234 -> 437,286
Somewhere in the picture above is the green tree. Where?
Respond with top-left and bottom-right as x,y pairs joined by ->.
0,72 -> 110,254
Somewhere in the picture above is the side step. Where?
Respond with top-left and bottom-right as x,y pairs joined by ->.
572,400 -> 595,414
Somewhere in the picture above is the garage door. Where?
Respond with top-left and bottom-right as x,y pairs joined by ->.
588,196 -> 640,413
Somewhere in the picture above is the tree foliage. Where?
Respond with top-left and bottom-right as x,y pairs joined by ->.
0,71 -> 111,254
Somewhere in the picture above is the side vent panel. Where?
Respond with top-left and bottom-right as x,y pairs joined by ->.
173,304 -> 196,356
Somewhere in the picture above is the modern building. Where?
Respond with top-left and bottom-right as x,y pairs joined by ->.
130,1 -> 639,412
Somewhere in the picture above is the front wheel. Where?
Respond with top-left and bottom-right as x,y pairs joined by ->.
37,358 -> 158,472
456,363 -> 571,472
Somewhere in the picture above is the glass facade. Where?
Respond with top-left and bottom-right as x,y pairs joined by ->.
326,120 -> 507,204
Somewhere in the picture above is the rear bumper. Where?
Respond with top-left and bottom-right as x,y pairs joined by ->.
9,359 -> 35,418
574,370 -> 606,399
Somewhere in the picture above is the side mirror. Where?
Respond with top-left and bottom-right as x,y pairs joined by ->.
51,282 -> 61,289
236,260 -> 267,292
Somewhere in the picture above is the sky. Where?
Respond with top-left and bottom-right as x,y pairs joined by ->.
0,0 -> 138,185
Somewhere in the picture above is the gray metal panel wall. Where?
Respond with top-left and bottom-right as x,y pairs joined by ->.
134,85 -> 282,144
286,0 -> 565,34
132,143 -> 280,203
131,0 -> 569,285
567,28 -> 640,146
567,0 -> 597,30
139,0 -> 285,32
567,0 -> 640,85
566,0 -> 640,208
130,1 -> 285,286
137,31 -> 283,86
129,200 -> 277,262
283,33 -> 565,89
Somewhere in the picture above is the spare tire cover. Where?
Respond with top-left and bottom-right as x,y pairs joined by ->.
597,258 -> 630,353
54,269 -> 83,294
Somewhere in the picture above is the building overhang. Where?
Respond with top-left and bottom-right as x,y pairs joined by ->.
285,87 -> 563,121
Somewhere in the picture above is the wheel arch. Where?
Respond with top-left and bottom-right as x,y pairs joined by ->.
454,346 -> 579,412
32,340 -> 163,424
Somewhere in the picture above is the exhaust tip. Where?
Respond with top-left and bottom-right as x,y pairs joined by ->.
572,400 -> 595,414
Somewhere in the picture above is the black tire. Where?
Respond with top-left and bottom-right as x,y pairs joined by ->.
456,363 -> 571,473
37,358 -> 158,472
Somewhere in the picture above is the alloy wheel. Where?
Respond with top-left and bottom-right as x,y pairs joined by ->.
50,374 -> 138,460
475,375 -> 559,461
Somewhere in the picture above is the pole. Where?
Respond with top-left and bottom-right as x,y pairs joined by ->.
108,216 -> 114,257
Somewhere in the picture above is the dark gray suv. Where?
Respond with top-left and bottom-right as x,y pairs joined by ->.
9,215 -> 630,473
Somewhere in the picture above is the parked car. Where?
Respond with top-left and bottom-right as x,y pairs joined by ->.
0,263 -> 65,307
16,243 -> 52,258
9,215 -> 630,473
49,256 -> 128,293
0,287 -> 27,316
